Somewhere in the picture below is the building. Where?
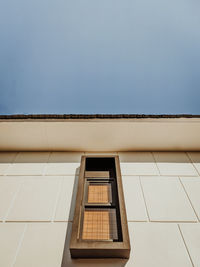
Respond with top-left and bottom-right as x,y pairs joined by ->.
0,114 -> 200,267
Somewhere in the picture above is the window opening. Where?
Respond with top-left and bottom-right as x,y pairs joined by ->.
70,156 -> 130,258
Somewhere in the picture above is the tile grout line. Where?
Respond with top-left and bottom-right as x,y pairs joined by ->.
151,152 -> 161,175
3,181 -> 22,223
121,174 -> 200,177
51,177 -> 63,223
186,152 -> 200,176
128,220 -> 200,223
178,177 -> 199,222
11,223 -> 28,267
178,224 -> 195,267
139,176 -> 150,222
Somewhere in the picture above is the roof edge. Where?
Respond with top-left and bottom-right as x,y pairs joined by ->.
0,114 -> 200,120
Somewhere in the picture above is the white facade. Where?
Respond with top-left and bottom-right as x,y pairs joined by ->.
0,151 -> 200,267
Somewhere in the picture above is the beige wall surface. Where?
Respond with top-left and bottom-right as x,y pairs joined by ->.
1,118 -> 200,151
0,151 -> 200,267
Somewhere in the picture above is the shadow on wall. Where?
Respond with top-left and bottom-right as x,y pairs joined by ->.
1,151 -> 200,164
68,168 -> 80,221
62,167 -> 128,267
0,152 -> 84,164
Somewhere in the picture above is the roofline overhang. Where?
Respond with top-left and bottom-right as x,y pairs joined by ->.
0,114 -> 200,151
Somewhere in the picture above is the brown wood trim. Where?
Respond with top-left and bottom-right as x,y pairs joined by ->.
115,156 -> 130,248
69,155 -> 131,258
70,156 -> 86,243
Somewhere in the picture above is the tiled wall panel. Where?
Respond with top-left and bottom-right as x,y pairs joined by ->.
126,223 -> 193,267
122,176 -> 148,221
180,223 -> 200,267
45,152 -> 82,175
6,152 -> 49,176
181,177 -> 200,220
0,177 -> 21,221
0,151 -> 200,267
55,176 -> 77,221
13,223 -> 67,267
153,152 -> 198,176
187,152 -> 200,175
6,177 -> 61,221
141,176 -> 197,222
0,152 -> 17,175
0,223 -> 25,267
119,152 -> 159,175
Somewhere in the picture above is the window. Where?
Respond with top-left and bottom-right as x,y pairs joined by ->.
70,156 -> 130,258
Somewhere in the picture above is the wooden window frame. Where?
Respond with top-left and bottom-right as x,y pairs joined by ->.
70,155 -> 130,258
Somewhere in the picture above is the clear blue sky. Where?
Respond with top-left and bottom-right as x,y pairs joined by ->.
0,0 -> 200,114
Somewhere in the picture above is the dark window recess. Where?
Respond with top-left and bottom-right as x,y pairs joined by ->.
70,156 -> 130,258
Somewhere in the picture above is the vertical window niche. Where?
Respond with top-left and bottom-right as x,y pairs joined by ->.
70,156 -> 130,258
